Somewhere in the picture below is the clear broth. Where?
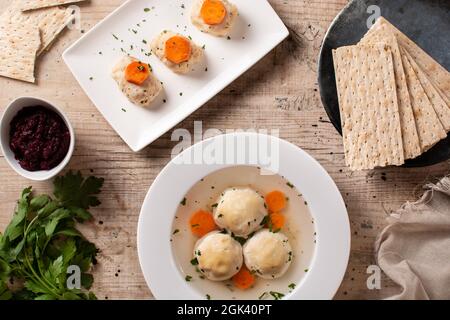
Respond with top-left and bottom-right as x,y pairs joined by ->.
171,166 -> 316,300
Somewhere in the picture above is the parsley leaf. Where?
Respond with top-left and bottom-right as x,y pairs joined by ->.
0,282 -> 12,300
0,171 -> 103,300
270,291 -> 285,300
53,171 -> 104,210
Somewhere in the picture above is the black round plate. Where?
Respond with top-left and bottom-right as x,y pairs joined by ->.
318,0 -> 450,167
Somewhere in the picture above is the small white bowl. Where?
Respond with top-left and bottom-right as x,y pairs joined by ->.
0,97 -> 75,181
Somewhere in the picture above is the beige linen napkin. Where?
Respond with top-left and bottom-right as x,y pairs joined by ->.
375,176 -> 450,300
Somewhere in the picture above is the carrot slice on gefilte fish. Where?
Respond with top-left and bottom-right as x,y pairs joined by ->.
165,36 -> 192,64
125,61 -> 150,85
201,0 -> 227,25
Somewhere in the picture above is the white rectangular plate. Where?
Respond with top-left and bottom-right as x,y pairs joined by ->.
63,0 -> 288,151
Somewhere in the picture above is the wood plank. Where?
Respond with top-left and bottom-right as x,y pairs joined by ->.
0,0 -> 448,300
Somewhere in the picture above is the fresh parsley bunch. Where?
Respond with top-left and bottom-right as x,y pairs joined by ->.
0,171 -> 104,300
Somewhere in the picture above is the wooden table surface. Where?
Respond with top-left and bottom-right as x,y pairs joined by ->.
1,0 -> 448,300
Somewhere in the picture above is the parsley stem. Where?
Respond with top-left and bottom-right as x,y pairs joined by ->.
23,213 -> 62,296
23,254 -> 62,299
24,214 -> 40,239
41,236 -> 53,255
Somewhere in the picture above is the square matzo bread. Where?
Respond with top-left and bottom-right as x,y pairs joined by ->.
360,23 -> 421,160
0,1 -> 74,56
372,17 -> 450,102
333,44 -> 404,170
400,48 -> 446,151
0,22 -> 41,82
333,48 -> 356,168
21,1 -> 86,12
401,48 -> 450,132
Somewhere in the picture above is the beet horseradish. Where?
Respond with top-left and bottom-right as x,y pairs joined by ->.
9,106 -> 71,171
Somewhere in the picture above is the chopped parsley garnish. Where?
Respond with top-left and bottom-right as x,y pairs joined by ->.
185,275 -> 192,282
286,182 -> 294,188
206,294 -> 211,300
288,283 -> 296,290
269,291 -> 285,300
172,229 -> 180,235
258,292 -> 268,300
304,268 -> 309,273
260,215 -> 269,226
112,33 -> 119,40
190,258 -> 199,266
231,233 -> 246,245
180,197 -> 186,206
144,8 -> 150,12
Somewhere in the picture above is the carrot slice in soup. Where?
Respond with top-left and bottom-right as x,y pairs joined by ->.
165,36 -> 192,64
125,61 -> 150,85
200,0 -> 227,25
265,190 -> 287,212
232,265 -> 255,290
189,210 -> 217,237
269,212 -> 285,231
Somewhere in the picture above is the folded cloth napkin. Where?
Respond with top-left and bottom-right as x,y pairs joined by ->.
375,176 -> 450,300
